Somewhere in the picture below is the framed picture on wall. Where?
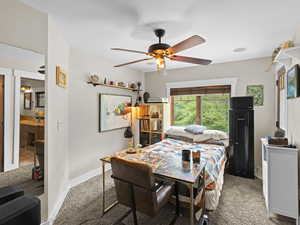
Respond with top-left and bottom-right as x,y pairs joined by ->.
287,64 -> 300,99
24,93 -> 32,110
99,94 -> 132,132
246,85 -> 264,106
36,91 -> 45,108
56,66 -> 68,88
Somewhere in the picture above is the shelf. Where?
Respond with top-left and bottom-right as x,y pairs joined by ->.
151,130 -> 163,134
140,130 -> 162,134
87,81 -> 139,92
138,117 -> 150,120
141,130 -> 151,133
273,46 -> 300,63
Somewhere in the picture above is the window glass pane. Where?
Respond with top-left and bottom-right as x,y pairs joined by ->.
173,96 -> 196,126
201,94 -> 229,132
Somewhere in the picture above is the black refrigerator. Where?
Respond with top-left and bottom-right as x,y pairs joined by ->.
229,96 -> 254,178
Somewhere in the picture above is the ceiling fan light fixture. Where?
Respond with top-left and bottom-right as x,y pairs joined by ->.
111,29 -> 211,71
156,56 -> 165,71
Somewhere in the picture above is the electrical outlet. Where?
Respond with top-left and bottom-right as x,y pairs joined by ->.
57,120 -> 63,132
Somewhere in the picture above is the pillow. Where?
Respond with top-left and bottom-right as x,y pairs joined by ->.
184,125 -> 206,134
165,134 -> 194,142
165,126 -> 195,139
193,130 -> 228,142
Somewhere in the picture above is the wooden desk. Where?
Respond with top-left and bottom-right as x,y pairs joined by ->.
20,120 -> 44,127
20,120 -> 44,167
100,148 -> 206,225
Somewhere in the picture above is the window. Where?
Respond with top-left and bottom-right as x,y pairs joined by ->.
171,85 -> 231,132
201,94 -> 230,132
173,96 -> 196,126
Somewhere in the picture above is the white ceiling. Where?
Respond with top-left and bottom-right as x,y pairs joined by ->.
20,0 -> 300,72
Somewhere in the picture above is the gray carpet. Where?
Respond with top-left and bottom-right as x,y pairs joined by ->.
0,164 -> 44,196
54,172 -> 295,225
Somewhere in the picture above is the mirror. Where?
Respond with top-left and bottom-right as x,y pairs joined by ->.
24,93 -> 32,109
36,92 -> 45,108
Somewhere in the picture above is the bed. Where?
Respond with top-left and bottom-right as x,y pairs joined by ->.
143,138 -> 227,211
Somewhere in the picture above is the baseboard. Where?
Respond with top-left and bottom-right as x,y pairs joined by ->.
41,221 -> 50,225
47,184 -> 70,225
42,167 -> 106,225
255,166 -> 262,180
69,167 -> 101,188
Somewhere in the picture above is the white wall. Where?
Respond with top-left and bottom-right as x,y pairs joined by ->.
0,0 -> 50,220
46,16 -> 70,220
0,43 -> 45,73
68,48 -> 144,180
145,57 -> 276,177
0,0 -> 47,54
286,29 -> 300,147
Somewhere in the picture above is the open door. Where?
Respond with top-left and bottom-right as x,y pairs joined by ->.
0,75 -> 4,172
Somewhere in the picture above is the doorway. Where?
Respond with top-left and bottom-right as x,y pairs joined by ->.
0,75 -> 4,172
16,77 -> 45,195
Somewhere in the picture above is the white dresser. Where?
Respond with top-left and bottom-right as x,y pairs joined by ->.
261,138 -> 299,224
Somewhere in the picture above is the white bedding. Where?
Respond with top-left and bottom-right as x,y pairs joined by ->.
166,126 -> 228,143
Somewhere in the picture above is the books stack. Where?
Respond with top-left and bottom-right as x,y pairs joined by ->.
141,120 -> 150,131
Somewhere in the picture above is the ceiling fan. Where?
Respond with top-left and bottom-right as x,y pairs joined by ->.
111,29 -> 212,71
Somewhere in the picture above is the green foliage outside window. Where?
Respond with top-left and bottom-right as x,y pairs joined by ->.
173,96 -> 196,126
173,94 -> 229,132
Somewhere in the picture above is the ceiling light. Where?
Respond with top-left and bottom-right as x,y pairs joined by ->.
233,48 -> 247,53
21,86 -> 32,92
156,56 -> 165,71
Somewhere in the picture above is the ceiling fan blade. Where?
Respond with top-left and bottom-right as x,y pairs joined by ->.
114,58 -> 153,67
169,55 -> 212,65
111,48 -> 149,55
167,35 -> 206,55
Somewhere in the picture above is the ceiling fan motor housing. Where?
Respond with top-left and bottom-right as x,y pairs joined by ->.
148,43 -> 170,54
148,28 -> 170,54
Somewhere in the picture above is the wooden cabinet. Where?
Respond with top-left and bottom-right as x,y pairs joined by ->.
138,103 -> 170,147
261,138 -> 299,224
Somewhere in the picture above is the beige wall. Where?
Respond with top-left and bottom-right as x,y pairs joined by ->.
46,16 -> 70,220
145,57 -> 276,176
68,48 -> 144,180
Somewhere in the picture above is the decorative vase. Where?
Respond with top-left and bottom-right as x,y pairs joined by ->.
143,92 -> 150,103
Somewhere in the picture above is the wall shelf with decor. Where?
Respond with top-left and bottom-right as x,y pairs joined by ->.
138,103 -> 170,147
273,46 -> 300,64
87,81 -> 139,92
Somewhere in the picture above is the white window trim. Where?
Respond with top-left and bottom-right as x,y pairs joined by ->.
166,77 -> 238,97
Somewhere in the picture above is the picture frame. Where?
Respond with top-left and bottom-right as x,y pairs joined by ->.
246,85 -> 264,106
56,66 -> 68,88
287,64 -> 300,99
36,91 -> 45,108
99,93 -> 132,132
277,66 -> 286,90
24,93 -> 32,110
